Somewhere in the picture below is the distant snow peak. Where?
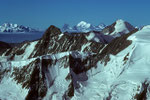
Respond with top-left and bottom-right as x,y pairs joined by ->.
77,21 -> 91,28
75,21 -> 92,33
102,19 -> 135,37
0,22 -> 39,33
2,23 -> 18,28
62,21 -> 106,33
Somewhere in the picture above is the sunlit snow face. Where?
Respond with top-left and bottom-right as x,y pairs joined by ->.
113,19 -> 129,34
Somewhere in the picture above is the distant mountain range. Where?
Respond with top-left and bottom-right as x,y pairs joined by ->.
0,20 -> 136,34
0,23 -> 40,33
62,21 -> 106,33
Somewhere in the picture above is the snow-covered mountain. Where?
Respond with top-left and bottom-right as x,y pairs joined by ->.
0,23 -> 39,33
102,19 -> 135,37
62,21 -> 106,33
1,20 -> 150,100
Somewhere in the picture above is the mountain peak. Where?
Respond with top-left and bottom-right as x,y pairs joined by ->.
102,19 -> 135,36
77,21 -> 91,28
43,25 -> 61,37
114,19 -> 129,33
116,19 -> 125,23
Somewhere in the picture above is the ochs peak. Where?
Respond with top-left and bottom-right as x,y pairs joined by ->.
44,25 -> 61,36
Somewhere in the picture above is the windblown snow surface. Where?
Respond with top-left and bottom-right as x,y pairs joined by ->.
0,24 -> 150,100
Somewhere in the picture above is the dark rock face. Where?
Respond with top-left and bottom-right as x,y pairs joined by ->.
43,25 -> 62,38
25,62 -> 41,100
69,54 -> 85,74
101,22 -> 116,34
69,54 -> 89,75
0,41 -> 11,54
31,25 -> 62,57
124,22 -> 135,32
134,81 -> 150,100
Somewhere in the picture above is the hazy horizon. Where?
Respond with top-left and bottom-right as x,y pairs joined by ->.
0,0 -> 150,29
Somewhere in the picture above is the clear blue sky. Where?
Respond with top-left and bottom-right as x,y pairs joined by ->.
0,0 -> 149,29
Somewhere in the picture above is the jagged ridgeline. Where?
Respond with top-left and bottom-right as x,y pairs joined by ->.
1,20 -> 150,100
3,25 -> 108,60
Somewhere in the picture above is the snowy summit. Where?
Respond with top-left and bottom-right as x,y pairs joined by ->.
76,21 -> 91,29
102,19 -> 135,37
